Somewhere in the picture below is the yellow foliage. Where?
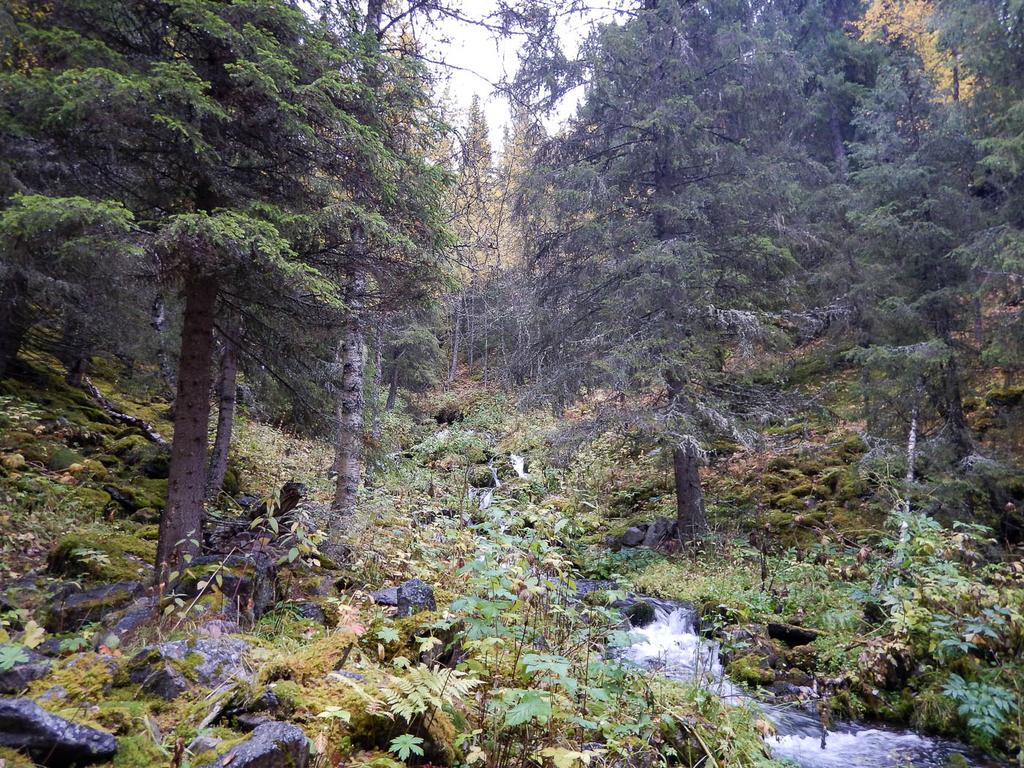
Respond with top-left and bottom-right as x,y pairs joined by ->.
857,0 -> 974,101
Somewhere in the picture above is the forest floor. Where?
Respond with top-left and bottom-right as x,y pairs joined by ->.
0,350 -> 1022,768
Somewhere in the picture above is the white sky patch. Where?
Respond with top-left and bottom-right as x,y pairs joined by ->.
423,1 -> 623,151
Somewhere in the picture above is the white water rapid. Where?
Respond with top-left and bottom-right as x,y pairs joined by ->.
621,607 -> 994,767
510,453 -> 527,478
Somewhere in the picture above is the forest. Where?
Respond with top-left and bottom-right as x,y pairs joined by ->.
0,0 -> 1022,766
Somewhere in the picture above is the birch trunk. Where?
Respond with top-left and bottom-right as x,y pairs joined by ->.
332,227 -> 367,518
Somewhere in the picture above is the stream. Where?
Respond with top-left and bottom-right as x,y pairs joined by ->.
464,450 -> 998,766
621,606 -> 998,767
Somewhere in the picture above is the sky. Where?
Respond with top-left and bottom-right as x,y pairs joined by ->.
421,2 -> 620,151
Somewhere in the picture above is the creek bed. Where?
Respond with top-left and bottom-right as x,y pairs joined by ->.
620,606 -> 999,767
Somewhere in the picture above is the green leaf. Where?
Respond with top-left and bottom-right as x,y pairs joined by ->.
388,734 -> 425,761
0,645 -> 29,672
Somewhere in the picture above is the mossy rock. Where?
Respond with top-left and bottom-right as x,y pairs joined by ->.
45,448 -> 86,473
985,384 -> 1024,408
789,482 -> 814,498
624,600 -> 657,628
71,486 -> 113,516
767,456 -> 796,471
133,478 -> 168,509
726,655 -> 775,686
836,433 -> 868,459
770,493 -> 803,511
136,523 -> 160,541
110,434 -> 152,462
48,530 -> 156,582
38,652 -> 116,704
222,466 -> 241,496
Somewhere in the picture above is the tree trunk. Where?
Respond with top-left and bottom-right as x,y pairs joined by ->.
370,315 -> 385,442
829,103 -> 848,180
385,364 -> 399,411
0,271 -> 31,378
448,297 -> 462,384
157,275 -> 218,583
151,295 -> 177,395
942,354 -> 973,462
206,316 -> 240,500
673,441 -> 708,543
60,317 -> 89,387
332,229 -> 367,518
905,399 -> 919,484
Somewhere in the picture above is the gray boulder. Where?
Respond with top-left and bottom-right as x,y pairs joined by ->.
196,721 -> 308,768
619,526 -> 646,547
0,697 -> 116,766
94,597 -> 156,650
0,646 -> 51,694
45,581 -> 145,633
641,517 -> 671,547
397,578 -> 436,617
370,586 -> 399,606
128,636 -> 250,697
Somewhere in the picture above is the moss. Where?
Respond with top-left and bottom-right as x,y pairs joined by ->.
136,523 -> 160,540
133,477 -> 168,509
111,434 -> 151,461
112,733 -> 168,767
985,384 -> 1024,408
42,653 -> 115,704
48,530 -> 155,582
47,446 -> 86,471
770,493 -> 803,511
72,486 -> 113,515
0,746 -> 36,767
789,482 -> 814,498
261,631 -> 362,685
726,655 -> 775,686
911,684 -> 958,735
222,466 -> 241,495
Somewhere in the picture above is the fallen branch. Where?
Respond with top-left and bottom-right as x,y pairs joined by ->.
81,376 -> 167,445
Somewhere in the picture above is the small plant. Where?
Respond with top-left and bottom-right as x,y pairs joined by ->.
388,734 -> 425,761
942,674 -> 1015,746
0,644 -> 29,671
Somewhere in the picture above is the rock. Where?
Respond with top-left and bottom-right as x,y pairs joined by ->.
196,721 -> 308,768
94,598 -> 156,650
130,507 -> 161,524
34,638 -> 65,658
0,697 -> 117,766
623,600 -> 657,628
642,517 -> 671,547
767,622 -> 820,647
290,601 -> 327,625
619,526 -> 646,547
1,453 -> 26,470
188,734 -> 224,756
370,586 -> 399,606
397,578 -> 436,617
574,579 -> 618,600
0,646 -> 51,694
143,664 -> 189,699
197,619 -> 242,638
235,713 -> 272,732
128,636 -> 249,695
45,580 -> 146,632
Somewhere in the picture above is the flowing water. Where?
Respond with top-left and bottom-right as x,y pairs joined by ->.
621,606 -> 997,767
510,453 -> 527,478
